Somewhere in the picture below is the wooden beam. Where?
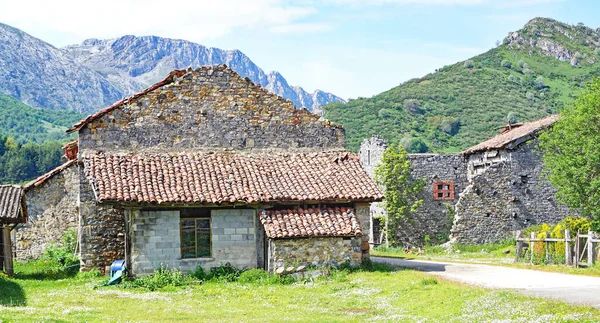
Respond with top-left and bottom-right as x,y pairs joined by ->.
2,225 -> 13,277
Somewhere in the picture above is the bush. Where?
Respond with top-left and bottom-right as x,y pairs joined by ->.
206,263 -> 243,282
518,59 -> 525,68
378,108 -> 393,119
535,76 -> 546,89
464,60 -> 474,68
403,99 -> 423,114
40,228 -> 79,274
501,60 -> 512,68
523,68 -> 534,75
439,118 -> 459,135
400,137 -> 428,153
122,265 -> 187,291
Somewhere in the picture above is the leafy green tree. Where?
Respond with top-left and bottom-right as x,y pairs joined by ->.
501,60 -> 512,68
400,137 -> 428,153
535,76 -> 546,89
374,143 -> 425,246
539,78 -> 600,229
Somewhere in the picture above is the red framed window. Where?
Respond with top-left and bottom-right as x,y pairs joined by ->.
433,180 -> 455,200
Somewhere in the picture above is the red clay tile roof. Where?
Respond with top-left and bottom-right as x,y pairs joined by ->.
82,151 -> 383,204
0,185 -> 26,223
24,160 -> 77,190
67,70 -> 186,133
463,115 -> 560,154
259,207 -> 362,239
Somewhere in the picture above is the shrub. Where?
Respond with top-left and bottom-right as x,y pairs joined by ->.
518,59 -> 525,68
507,75 -> 521,84
237,269 -> 270,284
122,265 -> 187,291
523,68 -> 534,75
40,228 -> 79,273
439,118 -> 459,135
378,108 -> 393,119
507,112 -> 518,124
206,263 -> 243,282
464,60 -> 474,68
403,99 -> 423,114
501,60 -> 512,68
526,92 -> 535,100
535,76 -> 546,89
400,137 -> 428,153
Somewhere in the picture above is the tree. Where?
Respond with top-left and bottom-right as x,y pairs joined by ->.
507,112 -> 518,124
535,76 -> 546,90
501,60 -> 512,68
374,143 -> 425,246
539,78 -> 600,229
400,137 -> 428,153
463,60 -> 474,68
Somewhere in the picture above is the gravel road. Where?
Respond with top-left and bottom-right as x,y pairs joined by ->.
372,256 -> 600,309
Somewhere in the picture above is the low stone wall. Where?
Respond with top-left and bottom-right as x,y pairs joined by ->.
130,208 -> 257,276
268,237 -> 362,272
16,163 -> 79,260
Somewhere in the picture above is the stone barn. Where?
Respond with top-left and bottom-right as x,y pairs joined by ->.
360,115 -> 571,245
19,65 -> 382,276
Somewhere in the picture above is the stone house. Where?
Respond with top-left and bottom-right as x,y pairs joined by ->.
18,65 -> 382,276
360,115 -> 571,245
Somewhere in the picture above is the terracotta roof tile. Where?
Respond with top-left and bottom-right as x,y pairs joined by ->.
260,207 -> 362,239
463,115 -> 559,154
24,160 -> 77,190
0,185 -> 26,222
83,151 -> 383,204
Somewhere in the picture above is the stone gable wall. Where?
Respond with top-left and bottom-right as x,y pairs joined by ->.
79,65 -> 344,153
16,164 -> 79,260
452,141 -> 572,244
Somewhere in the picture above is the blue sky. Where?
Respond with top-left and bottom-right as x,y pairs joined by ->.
1,0 -> 599,99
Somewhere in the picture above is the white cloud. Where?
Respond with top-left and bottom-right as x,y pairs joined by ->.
306,0 -> 563,6
270,23 -> 332,34
0,0 -> 319,46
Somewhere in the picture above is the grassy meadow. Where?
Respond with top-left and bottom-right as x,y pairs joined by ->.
1,261 -> 599,322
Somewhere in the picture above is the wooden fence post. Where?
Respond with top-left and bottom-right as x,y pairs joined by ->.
530,232 -> 535,264
588,230 -> 594,266
575,230 -> 580,267
565,229 -> 571,266
545,230 -> 550,262
515,230 -> 522,263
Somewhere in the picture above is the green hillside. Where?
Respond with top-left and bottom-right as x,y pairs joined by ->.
0,93 -> 84,143
325,18 -> 600,152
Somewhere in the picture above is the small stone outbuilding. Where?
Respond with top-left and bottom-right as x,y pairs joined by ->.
361,115 -> 571,245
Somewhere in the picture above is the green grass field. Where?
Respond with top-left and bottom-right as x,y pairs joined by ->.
372,241 -> 600,278
1,262 -> 599,322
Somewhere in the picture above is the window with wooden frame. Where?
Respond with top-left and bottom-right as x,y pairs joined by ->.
433,180 -> 455,200
180,217 -> 211,259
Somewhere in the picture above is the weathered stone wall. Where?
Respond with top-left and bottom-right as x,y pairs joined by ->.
358,136 -> 387,177
451,141 -> 572,244
79,165 -> 125,272
16,164 -> 79,260
268,237 -> 361,272
130,208 -> 257,276
78,65 -> 344,153
393,154 -> 468,246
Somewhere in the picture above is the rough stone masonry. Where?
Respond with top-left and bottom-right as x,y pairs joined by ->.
360,130 -> 572,246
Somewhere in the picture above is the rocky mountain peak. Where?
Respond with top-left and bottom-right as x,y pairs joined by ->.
505,17 -> 600,66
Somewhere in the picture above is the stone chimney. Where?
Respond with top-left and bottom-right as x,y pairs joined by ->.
62,140 -> 78,161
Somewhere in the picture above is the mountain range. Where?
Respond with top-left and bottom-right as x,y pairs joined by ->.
0,22 -> 343,116
324,17 -> 600,152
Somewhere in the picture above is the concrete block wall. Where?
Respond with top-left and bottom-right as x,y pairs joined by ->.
130,208 -> 257,276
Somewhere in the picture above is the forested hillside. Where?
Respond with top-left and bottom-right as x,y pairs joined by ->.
325,18 -> 600,152
0,94 -> 81,184
0,94 -> 82,143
